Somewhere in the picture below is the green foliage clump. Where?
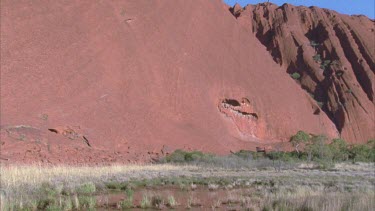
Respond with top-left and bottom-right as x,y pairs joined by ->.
313,54 -> 322,62
119,188 -> 134,209
77,182 -> 96,194
36,183 -> 60,210
320,60 -> 331,70
329,138 -> 349,162
317,101 -> 324,108
310,40 -> 320,48
290,72 -> 301,80
288,131 -> 374,165
290,131 -> 310,154
165,150 -> 213,163
306,135 -> 332,161
78,196 -> 96,210
161,135 -> 374,171
349,140 -> 375,162
105,181 -> 129,190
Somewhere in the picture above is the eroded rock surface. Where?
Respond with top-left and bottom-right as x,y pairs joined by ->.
0,0 -> 370,164
231,3 -> 374,143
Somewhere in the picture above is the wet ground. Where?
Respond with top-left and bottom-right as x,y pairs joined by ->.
96,186 -> 249,210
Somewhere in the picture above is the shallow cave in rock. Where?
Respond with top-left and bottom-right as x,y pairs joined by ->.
222,99 -> 241,106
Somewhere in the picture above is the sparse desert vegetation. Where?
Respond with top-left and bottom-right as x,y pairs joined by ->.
1,145 -> 374,210
1,132 -> 374,210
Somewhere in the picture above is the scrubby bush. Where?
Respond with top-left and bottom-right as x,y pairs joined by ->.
165,150 -> 213,163
329,138 -> 349,162
349,142 -> 374,162
306,134 -> 333,161
290,130 -> 310,154
161,136 -> 374,170
119,188 -> 134,209
291,72 -> 301,80
320,59 -> 331,70
77,182 -> 96,194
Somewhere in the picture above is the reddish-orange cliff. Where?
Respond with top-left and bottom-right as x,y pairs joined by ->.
0,0 -> 373,164
231,2 -> 374,144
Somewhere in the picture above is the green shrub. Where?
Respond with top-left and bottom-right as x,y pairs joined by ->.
266,151 -> 283,160
323,60 -> 331,66
77,182 -> 96,194
119,188 -> 134,209
165,149 -> 186,162
78,196 -> 96,210
305,135 -> 333,162
62,197 -> 73,210
291,72 -> 301,80
119,199 -> 133,209
349,142 -> 374,162
329,138 -> 349,162
184,151 -> 205,162
290,131 -> 310,154
320,60 -> 332,71
36,183 -> 59,210
367,139 -> 375,150
165,150 -> 213,163
313,54 -> 322,62
310,40 -> 319,48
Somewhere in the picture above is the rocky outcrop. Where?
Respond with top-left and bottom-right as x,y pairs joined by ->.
231,3 -> 375,143
0,0 -> 371,164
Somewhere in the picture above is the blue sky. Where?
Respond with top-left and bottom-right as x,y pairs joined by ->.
224,0 -> 375,19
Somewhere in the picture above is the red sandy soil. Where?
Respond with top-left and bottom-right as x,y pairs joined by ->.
1,0 -> 373,164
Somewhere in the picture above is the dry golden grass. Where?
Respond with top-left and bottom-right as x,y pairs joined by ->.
0,162 -> 374,210
0,164 -> 198,210
1,164 -> 196,190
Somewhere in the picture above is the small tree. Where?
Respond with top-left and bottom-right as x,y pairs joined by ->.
290,131 -> 310,154
306,134 -> 332,162
329,138 -> 349,162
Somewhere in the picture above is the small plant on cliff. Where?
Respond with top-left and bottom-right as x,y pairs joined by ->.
290,72 -> 301,80
345,89 -> 353,94
310,40 -> 320,52
313,54 -> 322,63
320,60 -> 331,70
331,60 -> 340,67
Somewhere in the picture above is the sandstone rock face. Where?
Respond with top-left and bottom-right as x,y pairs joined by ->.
231,2 -> 374,144
0,0 -> 371,164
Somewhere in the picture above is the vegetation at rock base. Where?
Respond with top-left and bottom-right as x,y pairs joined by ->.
1,132 -> 374,210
